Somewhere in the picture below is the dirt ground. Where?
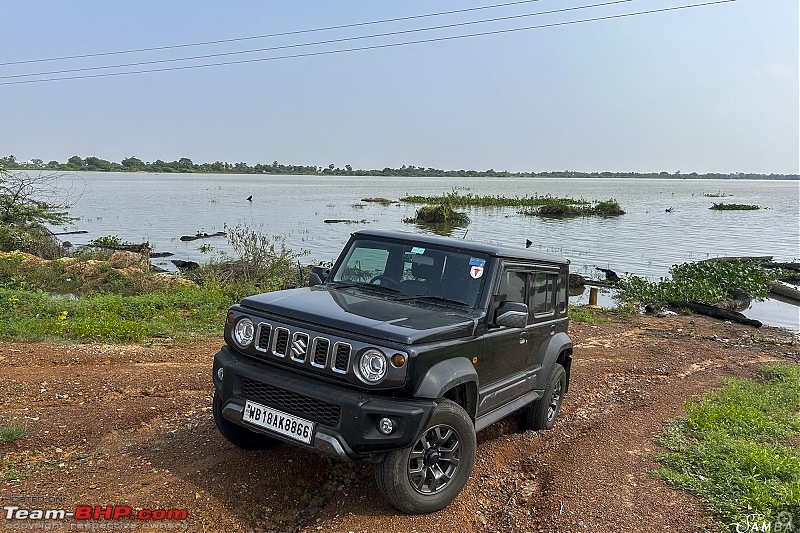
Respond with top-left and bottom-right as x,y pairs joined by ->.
1,313 -> 798,532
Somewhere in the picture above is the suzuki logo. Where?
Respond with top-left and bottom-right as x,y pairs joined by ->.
291,337 -> 308,358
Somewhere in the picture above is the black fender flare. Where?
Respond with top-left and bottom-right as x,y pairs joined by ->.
536,332 -> 573,392
414,357 -> 479,415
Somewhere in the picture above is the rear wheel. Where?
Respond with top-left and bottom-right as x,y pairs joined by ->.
212,392 -> 281,450
374,399 -> 476,514
526,364 -> 566,431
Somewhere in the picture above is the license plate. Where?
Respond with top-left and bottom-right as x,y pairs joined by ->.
242,400 -> 314,444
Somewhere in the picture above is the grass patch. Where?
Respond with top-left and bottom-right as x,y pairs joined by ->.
654,364 -> 800,527
710,203 -> 760,211
568,305 -> 610,323
400,190 -> 589,208
0,422 -> 27,444
616,260 -> 789,305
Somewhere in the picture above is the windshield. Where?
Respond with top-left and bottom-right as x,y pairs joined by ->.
331,238 -> 488,308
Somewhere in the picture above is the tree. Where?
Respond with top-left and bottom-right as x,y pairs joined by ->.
67,156 -> 85,169
121,156 -> 145,169
178,157 -> 193,168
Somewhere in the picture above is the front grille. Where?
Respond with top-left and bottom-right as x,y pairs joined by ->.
273,328 -> 290,357
256,324 -> 272,351
291,333 -> 309,362
333,343 -> 351,373
312,338 -> 329,367
241,377 -> 341,426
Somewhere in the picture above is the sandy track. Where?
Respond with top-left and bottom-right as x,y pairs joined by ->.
1,314 -> 797,532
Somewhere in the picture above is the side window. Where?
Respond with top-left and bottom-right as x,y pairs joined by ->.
497,269 -> 527,304
558,271 -> 568,313
531,272 -> 556,317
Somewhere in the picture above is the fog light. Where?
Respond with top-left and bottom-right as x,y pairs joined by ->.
216,367 -> 224,382
378,417 -> 394,435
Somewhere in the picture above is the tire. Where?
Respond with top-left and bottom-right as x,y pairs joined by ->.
374,399 -> 476,514
526,364 -> 567,431
212,392 -> 281,450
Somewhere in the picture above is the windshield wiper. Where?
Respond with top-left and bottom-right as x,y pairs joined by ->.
328,281 -> 400,294
395,295 -> 469,307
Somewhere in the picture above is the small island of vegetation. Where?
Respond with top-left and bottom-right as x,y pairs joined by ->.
710,203 -> 760,210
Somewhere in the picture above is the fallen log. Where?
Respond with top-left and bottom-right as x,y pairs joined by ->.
52,230 -> 89,235
702,255 -> 773,263
149,251 -> 174,258
762,262 -> 800,273
323,219 -> 367,224
94,243 -> 151,253
766,280 -> 800,302
667,301 -> 762,327
180,231 -> 226,242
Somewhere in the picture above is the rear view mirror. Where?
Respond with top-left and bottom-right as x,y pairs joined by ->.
308,266 -> 330,287
495,301 -> 529,328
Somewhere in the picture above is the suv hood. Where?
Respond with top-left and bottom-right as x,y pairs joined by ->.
240,287 -> 477,345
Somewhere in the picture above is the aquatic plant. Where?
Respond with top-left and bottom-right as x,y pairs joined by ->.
710,203 -> 759,210
403,204 -> 470,225
360,197 -> 394,206
520,199 -> 625,218
400,190 -> 588,208
616,260 -> 787,305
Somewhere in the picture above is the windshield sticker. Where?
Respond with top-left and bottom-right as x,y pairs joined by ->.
410,247 -> 425,254
469,257 -> 486,267
469,265 -> 484,279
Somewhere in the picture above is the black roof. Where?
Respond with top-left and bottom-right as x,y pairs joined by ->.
351,229 -> 569,265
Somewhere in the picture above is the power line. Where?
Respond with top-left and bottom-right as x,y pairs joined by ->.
0,0 -> 636,80
0,0 -> 546,66
0,0 -> 737,87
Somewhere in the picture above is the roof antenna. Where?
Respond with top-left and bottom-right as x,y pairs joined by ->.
462,229 -> 468,239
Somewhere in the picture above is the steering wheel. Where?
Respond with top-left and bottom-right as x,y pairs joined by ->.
368,275 -> 398,289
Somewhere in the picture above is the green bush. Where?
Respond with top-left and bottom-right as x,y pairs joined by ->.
404,204 -> 470,225
710,203 -> 760,211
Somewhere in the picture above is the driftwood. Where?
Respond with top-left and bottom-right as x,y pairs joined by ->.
180,231 -> 226,242
779,276 -> 800,284
763,262 -> 800,273
94,243 -> 151,253
149,251 -> 174,258
52,230 -> 89,236
701,255 -> 773,263
667,301 -> 762,327
713,287 -> 751,312
766,280 -> 800,302
323,219 -> 366,224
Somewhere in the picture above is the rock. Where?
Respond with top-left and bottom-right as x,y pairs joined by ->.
170,260 -> 200,270
62,241 -> 73,248
569,273 -> 586,289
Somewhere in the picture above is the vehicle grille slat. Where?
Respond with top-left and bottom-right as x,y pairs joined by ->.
312,338 -> 329,367
241,377 -> 341,426
256,324 -> 272,351
273,328 -> 290,357
333,343 -> 351,373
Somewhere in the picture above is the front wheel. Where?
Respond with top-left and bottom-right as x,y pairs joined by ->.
525,364 -> 566,431
374,399 -> 476,514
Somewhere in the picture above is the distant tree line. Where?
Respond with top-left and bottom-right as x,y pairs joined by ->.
0,154 -> 796,180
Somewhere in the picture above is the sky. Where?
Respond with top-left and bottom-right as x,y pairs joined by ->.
1,0 -> 797,174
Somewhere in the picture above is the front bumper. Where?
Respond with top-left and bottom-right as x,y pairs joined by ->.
213,346 -> 435,461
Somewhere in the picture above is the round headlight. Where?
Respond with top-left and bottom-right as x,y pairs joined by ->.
233,318 -> 255,348
358,349 -> 387,383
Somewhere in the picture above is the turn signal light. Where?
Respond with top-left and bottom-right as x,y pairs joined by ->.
391,353 -> 406,367
227,311 -> 235,324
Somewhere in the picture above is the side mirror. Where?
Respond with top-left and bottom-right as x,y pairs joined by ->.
495,301 -> 529,328
308,266 -> 330,287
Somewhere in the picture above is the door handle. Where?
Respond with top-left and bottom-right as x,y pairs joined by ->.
519,331 -> 529,345
550,325 -> 556,336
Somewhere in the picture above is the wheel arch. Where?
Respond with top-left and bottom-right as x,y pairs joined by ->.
414,357 -> 479,421
538,332 -> 573,393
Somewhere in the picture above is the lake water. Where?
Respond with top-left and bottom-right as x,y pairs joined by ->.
54,172 -> 799,331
